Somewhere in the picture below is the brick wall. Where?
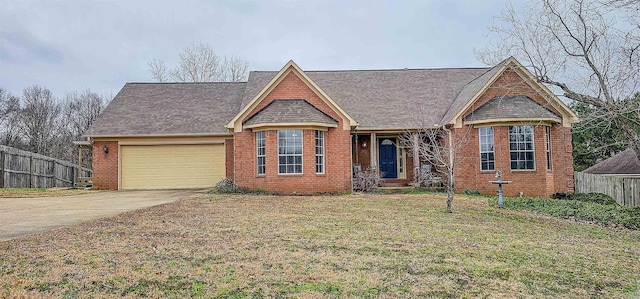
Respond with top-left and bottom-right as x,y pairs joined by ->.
92,141 -> 118,189
225,139 -> 234,180
234,71 -> 352,194
453,69 -> 575,197
353,135 -> 371,170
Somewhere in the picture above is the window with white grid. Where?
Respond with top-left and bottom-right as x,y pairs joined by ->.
278,130 -> 303,174
315,130 -> 325,174
479,127 -> 495,171
256,131 -> 265,175
509,125 -> 535,170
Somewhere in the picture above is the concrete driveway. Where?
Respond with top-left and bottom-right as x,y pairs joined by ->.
0,190 -> 195,241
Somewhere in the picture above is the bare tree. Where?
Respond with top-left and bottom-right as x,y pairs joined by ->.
400,127 -> 472,213
18,85 -> 62,156
222,56 -> 249,82
149,43 -> 249,82
477,0 -> 640,160
149,59 -> 168,83
62,90 -> 108,141
0,88 -> 23,148
59,89 -> 109,163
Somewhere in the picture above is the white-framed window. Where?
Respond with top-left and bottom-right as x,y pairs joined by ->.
545,126 -> 552,170
278,130 -> 303,174
509,125 -> 535,170
315,130 -> 325,174
256,131 -> 266,175
479,127 -> 495,171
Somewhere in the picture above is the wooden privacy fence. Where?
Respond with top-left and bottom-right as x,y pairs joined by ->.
0,145 -> 91,188
574,172 -> 640,207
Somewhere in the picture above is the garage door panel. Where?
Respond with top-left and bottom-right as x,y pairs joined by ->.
121,144 -> 224,189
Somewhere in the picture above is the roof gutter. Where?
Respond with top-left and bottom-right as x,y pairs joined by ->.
84,133 -> 233,139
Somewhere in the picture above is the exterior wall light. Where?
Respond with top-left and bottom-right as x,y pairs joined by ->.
103,145 -> 109,154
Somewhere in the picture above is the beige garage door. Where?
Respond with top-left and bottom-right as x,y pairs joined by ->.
120,144 -> 224,189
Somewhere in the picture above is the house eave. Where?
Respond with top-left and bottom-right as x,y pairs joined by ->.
86,133 -> 233,139
464,118 -> 561,126
244,122 -> 338,130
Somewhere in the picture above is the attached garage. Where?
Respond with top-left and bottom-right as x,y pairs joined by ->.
120,144 -> 225,189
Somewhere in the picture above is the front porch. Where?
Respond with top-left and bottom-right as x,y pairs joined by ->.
351,132 -> 443,188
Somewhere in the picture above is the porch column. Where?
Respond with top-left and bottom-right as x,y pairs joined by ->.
413,132 -> 420,183
370,132 -> 377,170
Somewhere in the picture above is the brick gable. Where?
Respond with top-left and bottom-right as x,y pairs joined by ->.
453,69 -> 574,197
233,71 -> 352,194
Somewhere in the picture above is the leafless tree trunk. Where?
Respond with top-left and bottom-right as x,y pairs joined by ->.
149,43 -> 249,82
478,0 -> 640,160
400,126 -> 472,213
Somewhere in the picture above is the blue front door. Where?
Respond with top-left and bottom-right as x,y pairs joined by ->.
379,138 -> 397,178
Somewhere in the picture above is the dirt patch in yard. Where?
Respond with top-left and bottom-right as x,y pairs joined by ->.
0,188 -> 101,198
1,193 -> 639,298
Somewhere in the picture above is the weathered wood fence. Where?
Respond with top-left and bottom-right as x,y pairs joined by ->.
0,145 -> 91,188
574,172 -> 640,208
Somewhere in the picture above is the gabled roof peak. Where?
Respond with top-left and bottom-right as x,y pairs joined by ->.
226,60 -> 358,132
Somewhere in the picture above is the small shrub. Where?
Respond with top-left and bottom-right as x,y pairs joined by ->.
214,178 -> 270,195
464,189 -> 480,196
353,169 -> 382,192
215,178 -> 237,194
551,192 -> 569,199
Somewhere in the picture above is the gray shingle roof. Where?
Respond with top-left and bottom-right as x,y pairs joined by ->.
85,82 -> 245,136
88,60 -> 556,137
439,59 -> 508,125
243,68 -> 489,130
244,100 -> 337,126
584,148 -> 640,175
463,95 -> 561,122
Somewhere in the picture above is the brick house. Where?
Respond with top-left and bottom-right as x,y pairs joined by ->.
84,57 -> 578,197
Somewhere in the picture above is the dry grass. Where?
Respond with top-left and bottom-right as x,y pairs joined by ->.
0,188 -> 99,198
1,193 -> 639,298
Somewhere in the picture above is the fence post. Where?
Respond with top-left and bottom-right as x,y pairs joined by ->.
52,161 -> 57,188
0,151 -> 4,188
72,164 -> 76,188
29,155 -> 34,188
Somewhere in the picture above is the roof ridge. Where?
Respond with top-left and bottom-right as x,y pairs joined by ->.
250,67 -> 490,73
126,81 -> 247,85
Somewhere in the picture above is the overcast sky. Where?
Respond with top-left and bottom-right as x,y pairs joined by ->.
0,0 -> 519,99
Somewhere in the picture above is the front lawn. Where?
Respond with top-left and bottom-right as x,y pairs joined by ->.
1,193 -> 639,298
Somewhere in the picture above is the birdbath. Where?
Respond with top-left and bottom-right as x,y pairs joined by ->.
489,170 -> 511,207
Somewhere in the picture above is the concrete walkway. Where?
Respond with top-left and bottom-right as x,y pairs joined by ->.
0,190 -> 195,241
